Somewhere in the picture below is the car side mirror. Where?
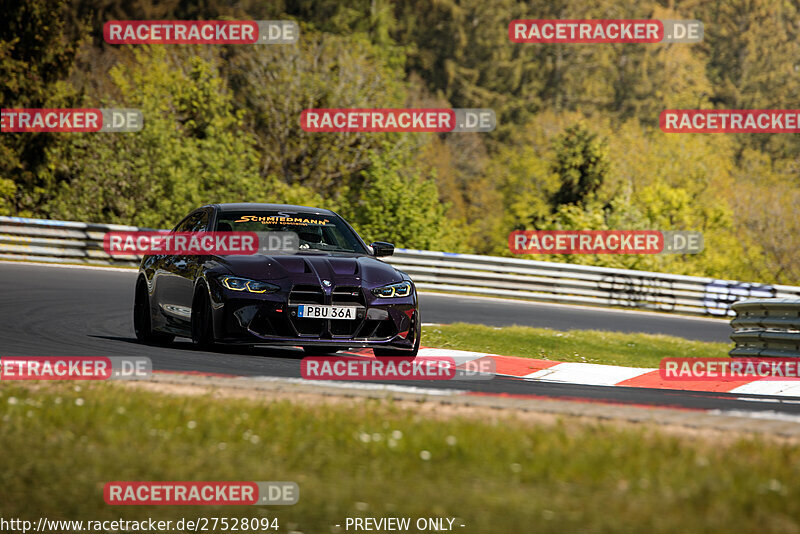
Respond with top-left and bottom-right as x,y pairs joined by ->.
370,241 -> 395,257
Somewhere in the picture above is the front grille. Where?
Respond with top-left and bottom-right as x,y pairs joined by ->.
332,286 -> 365,306
329,286 -> 364,337
282,283 -> 391,340
330,317 -> 360,337
289,284 -> 327,336
237,281 -> 397,340
294,317 -> 326,336
289,285 -> 324,305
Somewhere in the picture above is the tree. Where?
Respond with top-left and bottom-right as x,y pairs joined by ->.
728,150 -> 800,285
44,46 -> 321,228
473,144 -> 558,255
549,123 -> 610,209
224,29 -> 410,200
347,148 -> 460,251
0,0 -> 85,215
681,0 -> 800,160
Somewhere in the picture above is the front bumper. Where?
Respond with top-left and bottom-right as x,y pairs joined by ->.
208,279 -> 417,349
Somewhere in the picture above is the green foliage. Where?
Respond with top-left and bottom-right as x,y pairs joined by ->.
45,47 -> 320,228
423,323 -> 730,368
347,148 -> 458,251
224,29 -> 408,200
0,0 -> 85,215
414,133 -> 494,253
0,178 -> 16,215
476,145 -> 556,255
3,0 -> 800,283
549,123 -> 610,209
5,381 -> 800,533
728,152 -> 800,285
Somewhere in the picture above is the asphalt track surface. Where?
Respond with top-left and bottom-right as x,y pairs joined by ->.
420,293 -> 730,343
2,261 -> 798,414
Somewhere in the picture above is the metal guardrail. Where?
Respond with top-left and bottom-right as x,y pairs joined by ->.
387,249 -> 800,317
3,215 -> 800,317
0,216 -> 144,267
730,299 -> 800,357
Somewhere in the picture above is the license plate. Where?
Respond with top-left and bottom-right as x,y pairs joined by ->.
297,305 -> 357,320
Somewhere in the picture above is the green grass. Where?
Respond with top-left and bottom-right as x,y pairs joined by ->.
422,323 -> 732,368
1,383 -> 798,534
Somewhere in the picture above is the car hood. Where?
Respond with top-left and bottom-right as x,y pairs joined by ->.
215,253 -> 405,287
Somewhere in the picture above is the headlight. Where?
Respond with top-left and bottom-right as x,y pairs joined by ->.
220,276 -> 280,294
372,281 -> 413,298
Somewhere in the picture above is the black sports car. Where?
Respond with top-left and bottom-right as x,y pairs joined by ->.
133,203 -> 420,356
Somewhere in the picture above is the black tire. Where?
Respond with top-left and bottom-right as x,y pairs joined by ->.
191,284 -> 216,350
302,346 -> 340,356
133,278 -> 174,346
373,311 -> 420,358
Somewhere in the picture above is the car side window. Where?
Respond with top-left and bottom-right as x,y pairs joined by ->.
189,210 -> 210,232
173,214 -> 196,233
173,211 -> 208,233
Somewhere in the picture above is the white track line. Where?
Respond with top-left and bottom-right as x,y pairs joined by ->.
417,348 -> 488,362
523,362 -> 655,386
729,381 -> 800,397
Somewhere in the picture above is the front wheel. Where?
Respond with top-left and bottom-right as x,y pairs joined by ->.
133,278 -> 174,346
191,285 -> 216,351
373,311 -> 420,358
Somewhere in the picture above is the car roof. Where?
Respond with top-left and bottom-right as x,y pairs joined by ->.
209,203 -> 337,216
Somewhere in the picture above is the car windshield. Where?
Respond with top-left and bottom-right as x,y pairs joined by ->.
215,210 -> 368,254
